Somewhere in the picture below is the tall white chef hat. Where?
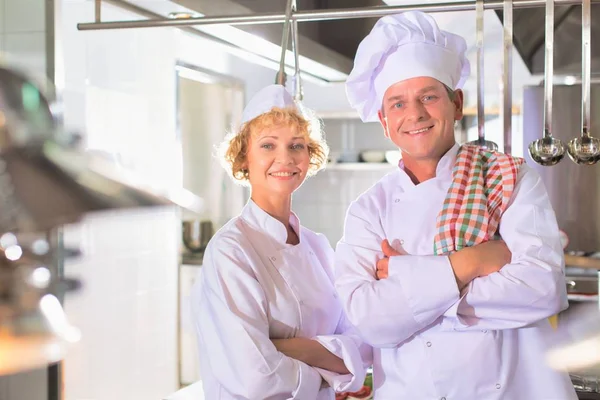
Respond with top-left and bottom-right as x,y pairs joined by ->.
346,11 -> 470,122
240,84 -> 297,125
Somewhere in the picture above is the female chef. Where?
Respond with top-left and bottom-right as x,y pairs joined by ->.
190,84 -> 372,400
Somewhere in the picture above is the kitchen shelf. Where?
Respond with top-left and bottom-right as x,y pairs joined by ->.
325,162 -> 396,171
565,254 -> 600,270
567,294 -> 599,302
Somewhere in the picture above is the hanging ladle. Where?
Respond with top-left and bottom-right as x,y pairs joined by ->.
567,0 -> 600,164
528,0 -> 566,166
501,0 -> 513,154
466,0 -> 499,151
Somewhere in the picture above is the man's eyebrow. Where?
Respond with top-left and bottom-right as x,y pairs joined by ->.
417,86 -> 440,94
386,95 -> 405,102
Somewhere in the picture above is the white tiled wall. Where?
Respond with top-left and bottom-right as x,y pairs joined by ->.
1,0 -> 47,79
293,118 -> 397,246
293,168 -> 395,246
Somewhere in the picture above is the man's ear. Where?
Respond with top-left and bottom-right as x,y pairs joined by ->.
378,109 -> 390,139
453,89 -> 465,121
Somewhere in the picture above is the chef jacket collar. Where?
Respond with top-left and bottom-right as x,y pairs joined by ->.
241,198 -> 302,247
397,142 -> 460,186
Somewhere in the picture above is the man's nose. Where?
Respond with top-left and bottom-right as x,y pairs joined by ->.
406,101 -> 430,122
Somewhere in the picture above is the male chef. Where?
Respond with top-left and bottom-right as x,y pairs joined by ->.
334,11 -> 576,400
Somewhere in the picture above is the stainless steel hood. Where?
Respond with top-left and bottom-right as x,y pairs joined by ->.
171,0 -> 385,77
496,4 -> 600,76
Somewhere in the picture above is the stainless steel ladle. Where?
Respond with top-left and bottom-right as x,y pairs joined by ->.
501,0 -> 513,154
466,0 -> 499,151
567,0 -> 600,165
528,0 -> 565,166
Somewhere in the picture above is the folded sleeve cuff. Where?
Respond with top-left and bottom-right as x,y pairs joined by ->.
388,255 -> 460,324
291,360 -> 323,399
312,334 -> 367,393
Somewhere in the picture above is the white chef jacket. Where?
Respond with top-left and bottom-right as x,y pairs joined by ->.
335,143 -> 577,400
191,199 -> 372,400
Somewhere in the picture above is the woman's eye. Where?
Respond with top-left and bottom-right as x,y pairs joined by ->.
291,143 -> 305,150
261,143 -> 273,149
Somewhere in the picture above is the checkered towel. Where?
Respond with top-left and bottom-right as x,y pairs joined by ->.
433,145 -> 525,255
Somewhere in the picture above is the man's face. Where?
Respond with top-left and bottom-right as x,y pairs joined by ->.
378,76 -> 464,163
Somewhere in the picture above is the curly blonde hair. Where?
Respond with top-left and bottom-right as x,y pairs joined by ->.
217,106 -> 329,186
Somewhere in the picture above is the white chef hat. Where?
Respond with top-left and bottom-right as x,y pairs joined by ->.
346,11 -> 470,122
240,84 -> 298,125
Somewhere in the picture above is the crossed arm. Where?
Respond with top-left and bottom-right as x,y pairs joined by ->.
335,167 -> 568,347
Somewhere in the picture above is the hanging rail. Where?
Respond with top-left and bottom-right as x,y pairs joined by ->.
78,0 -> 598,31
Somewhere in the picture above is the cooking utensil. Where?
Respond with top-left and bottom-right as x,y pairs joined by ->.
182,220 -> 213,253
466,0 -> 499,151
502,0 -> 513,154
528,0 -> 566,166
567,0 -> 600,164
360,150 -> 386,163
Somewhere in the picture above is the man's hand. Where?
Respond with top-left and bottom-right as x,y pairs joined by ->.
449,239 -> 512,290
376,239 -> 404,280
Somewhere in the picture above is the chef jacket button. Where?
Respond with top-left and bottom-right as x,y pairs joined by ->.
333,292 -> 338,298
426,341 -> 432,347
441,397 -> 446,400
482,329 -> 488,333
394,199 -> 400,203
496,384 -> 501,389
270,256 -> 276,261
299,300 -> 304,305
399,239 -> 404,245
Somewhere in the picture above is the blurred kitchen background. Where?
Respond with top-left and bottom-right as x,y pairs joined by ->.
0,0 -> 598,399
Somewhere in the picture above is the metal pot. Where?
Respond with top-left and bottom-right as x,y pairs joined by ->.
182,220 -> 213,253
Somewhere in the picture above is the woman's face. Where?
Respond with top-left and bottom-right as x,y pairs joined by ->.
244,124 -> 310,197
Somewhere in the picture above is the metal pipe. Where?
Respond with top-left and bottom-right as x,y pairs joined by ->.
276,0 -> 294,85
77,0 -> 599,31
291,0 -> 303,101
476,0 -> 485,144
502,0 -> 513,154
95,0 -> 101,23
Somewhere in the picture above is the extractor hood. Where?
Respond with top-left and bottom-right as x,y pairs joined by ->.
496,3 -> 600,76
171,0 -> 385,80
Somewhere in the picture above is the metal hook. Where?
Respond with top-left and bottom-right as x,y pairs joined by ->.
276,0 -> 294,86
276,0 -> 303,101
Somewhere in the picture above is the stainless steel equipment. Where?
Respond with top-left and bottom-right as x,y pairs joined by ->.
466,0 -> 499,150
523,83 -> 600,252
567,0 -> 600,164
0,64 -> 203,376
527,0 -> 566,166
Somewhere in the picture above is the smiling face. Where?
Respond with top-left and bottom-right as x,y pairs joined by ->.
378,76 -> 464,165
244,124 -> 310,198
